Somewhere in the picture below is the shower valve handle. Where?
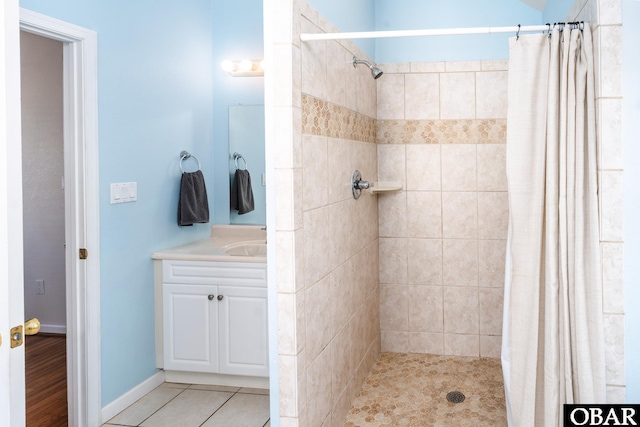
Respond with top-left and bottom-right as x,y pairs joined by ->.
355,180 -> 371,190
351,170 -> 374,199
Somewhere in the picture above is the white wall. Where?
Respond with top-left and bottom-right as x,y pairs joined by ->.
622,0 -> 640,403
20,31 -> 66,333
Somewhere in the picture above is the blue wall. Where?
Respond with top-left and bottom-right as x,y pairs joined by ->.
542,0 -> 575,22
307,0 -> 542,62
211,0 -> 264,225
623,0 -> 640,403
306,0 -> 376,58
375,0 -> 542,62
20,0 -> 215,406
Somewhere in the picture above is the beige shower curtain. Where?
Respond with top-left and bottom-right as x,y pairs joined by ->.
503,24 -> 606,427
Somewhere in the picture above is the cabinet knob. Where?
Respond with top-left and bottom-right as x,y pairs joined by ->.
208,294 -> 214,301
217,295 -> 224,301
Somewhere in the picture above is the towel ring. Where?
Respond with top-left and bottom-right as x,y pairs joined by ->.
179,150 -> 201,173
233,152 -> 248,170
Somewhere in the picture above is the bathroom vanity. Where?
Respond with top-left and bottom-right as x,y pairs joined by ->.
151,225 -> 268,388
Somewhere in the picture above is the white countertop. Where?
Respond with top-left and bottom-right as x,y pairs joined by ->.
151,225 -> 267,263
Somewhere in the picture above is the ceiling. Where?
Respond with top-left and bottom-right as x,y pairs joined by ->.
519,0 -> 548,11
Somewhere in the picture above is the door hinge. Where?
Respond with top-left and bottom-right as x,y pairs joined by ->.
79,248 -> 88,260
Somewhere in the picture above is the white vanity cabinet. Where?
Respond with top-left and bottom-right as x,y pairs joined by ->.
162,283 -> 219,372
158,260 -> 268,378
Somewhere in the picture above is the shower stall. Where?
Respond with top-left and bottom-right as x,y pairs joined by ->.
266,0 -> 626,425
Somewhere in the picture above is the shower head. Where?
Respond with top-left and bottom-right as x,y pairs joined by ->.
352,56 -> 384,79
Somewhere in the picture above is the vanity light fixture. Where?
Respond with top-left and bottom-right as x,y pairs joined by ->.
221,59 -> 265,77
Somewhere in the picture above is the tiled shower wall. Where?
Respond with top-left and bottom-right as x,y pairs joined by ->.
273,1 -> 380,426
568,0 -> 626,403
375,61 -> 509,358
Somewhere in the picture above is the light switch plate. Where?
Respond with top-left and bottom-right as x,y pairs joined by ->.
35,279 -> 45,295
110,182 -> 137,204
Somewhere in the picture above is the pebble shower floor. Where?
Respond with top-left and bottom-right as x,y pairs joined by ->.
343,353 -> 507,427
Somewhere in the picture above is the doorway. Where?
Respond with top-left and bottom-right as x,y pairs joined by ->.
20,29 -> 68,425
19,8 -> 102,426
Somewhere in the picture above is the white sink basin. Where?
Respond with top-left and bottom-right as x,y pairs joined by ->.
221,240 -> 267,257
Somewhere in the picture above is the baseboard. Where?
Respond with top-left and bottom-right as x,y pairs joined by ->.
39,323 -> 66,334
164,370 -> 269,389
101,370 -> 165,423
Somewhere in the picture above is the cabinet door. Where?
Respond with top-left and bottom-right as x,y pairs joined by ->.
163,284 -> 218,372
217,286 -> 269,377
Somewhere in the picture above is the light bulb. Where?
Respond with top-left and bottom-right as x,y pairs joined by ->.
238,59 -> 254,72
221,59 -> 264,76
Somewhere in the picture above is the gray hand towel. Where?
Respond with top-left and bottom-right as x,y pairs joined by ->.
230,169 -> 255,215
178,170 -> 210,226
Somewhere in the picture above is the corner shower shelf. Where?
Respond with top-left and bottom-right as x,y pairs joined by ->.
370,181 -> 403,195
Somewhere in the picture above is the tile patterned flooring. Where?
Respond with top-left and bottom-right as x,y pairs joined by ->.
103,353 -> 504,427
102,383 -> 270,427
343,353 -> 507,427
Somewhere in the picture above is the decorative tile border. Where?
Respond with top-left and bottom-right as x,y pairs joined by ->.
477,119 -> 507,144
376,119 -> 507,144
302,93 -> 376,143
301,93 -> 506,145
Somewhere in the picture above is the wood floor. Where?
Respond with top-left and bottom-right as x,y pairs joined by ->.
25,334 -> 67,427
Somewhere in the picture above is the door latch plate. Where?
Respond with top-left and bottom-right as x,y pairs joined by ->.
10,325 -> 23,348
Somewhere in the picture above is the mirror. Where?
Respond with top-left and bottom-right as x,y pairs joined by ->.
229,105 -> 266,225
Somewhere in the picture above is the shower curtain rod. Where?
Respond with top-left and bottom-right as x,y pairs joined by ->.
300,23 -> 580,42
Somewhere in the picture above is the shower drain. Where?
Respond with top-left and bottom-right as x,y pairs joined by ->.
446,391 -> 466,403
